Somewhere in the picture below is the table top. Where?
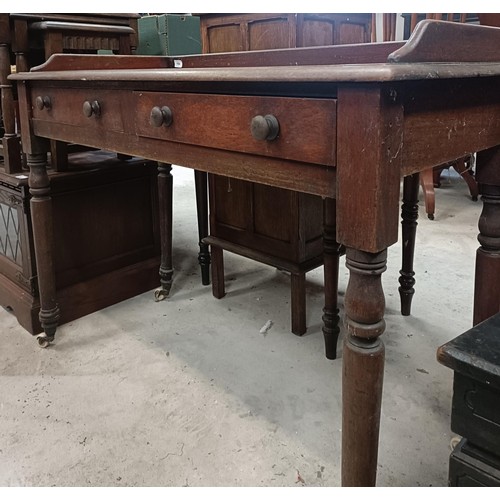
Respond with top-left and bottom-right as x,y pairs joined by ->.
10,20 -> 500,84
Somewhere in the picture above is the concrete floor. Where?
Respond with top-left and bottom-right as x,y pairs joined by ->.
0,166 -> 482,487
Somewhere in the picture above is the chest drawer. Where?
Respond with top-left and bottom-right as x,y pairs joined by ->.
134,92 -> 337,166
30,87 -> 127,133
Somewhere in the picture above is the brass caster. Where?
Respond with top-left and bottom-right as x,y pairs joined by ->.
154,288 -> 169,302
37,334 -> 54,348
449,435 -> 461,451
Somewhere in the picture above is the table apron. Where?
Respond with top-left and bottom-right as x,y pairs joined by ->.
31,119 -> 337,198
402,101 -> 500,175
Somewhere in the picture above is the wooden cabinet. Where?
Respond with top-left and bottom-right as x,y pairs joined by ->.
0,152 -> 160,334
0,14 -> 162,336
438,312 -> 500,486
200,13 -> 372,52
199,13 -> 371,335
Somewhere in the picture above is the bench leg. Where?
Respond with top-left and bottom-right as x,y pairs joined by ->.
290,272 -> 306,336
210,246 -> 225,299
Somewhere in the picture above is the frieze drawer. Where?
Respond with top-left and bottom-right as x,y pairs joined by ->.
31,87 -> 128,133
134,92 -> 337,166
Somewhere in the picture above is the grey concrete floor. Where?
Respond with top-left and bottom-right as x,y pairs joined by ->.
0,166 -> 482,487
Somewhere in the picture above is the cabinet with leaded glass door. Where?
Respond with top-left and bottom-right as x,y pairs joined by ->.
0,170 -> 38,332
0,13 -> 162,339
0,155 -> 161,335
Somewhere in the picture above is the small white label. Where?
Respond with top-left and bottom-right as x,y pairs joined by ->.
174,60 -> 183,68
15,175 -> 28,179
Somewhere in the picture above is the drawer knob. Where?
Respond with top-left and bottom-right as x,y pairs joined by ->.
83,100 -> 101,118
150,106 -> 173,127
251,114 -> 279,141
35,95 -> 51,110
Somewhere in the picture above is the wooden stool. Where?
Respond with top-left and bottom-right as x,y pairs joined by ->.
198,14 -> 371,355
203,173 -> 326,337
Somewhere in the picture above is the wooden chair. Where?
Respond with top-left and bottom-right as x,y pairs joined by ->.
376,14 -> 479,316
410,14 -> 478,220
375,14 -> 418,314
377,14 -> 479,220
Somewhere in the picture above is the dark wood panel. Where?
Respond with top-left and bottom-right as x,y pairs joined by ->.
247,17 -> 293,50
211,175 -> 249,230
253,183 -> 294,242
52,175 -> 157,288
301,193 -> 324,242
206,24 -> 243,53
300,20 -> 335,46
253,184 -> 297,243
339,22 -> 368,44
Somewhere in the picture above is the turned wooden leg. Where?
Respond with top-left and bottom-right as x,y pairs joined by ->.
28,152 -> 60,347
291,272 -> 306,336
210,245 -> 225,299
194,170 -> 211,286
473,148 -> 500,325
322,197 -> 341,360
155,163 -> 173,301
13,21 -> 29,171
0,42 -> 22,173
399,173 -> 419,316
473,184 -> 500,325
342,248 -> 387,487
420,168 -> 436,220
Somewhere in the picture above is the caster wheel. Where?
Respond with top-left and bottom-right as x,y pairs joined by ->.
472,196 -> 478,202
154,288 -> 169,302
427,214 -> 434,220
450,435 -> 461,451
37,334 -> 54,348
